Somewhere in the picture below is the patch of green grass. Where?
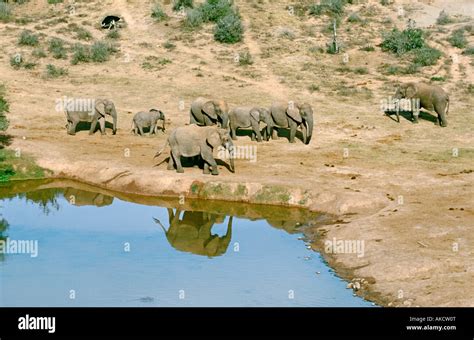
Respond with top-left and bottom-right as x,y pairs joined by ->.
200,0 -> 234,22
47,0 -> 64,4
0,2 -> 11,22
463,46 -> 474,55
71,43 -> 90,64
381,28 -> 425,55
18,30 -> 39,46
214,12 -> 243,43
308,84 -> 320,92
48,37 -> 67,59
347,12 -> 362,23
151,3 -> 168,22
184,7 -> 204,29
163,41 -> 176,50
32,48 -> 47,58
430,76 -> 446,82
448,28 -> 467,48
436,10 -> 453,25
76,27 -> 92,41
237,51 -> 253,65
106,29 -> 120,40
173,0 -> 193,11
46,64 -> 68,78
308,0 -> 348,17
412,46 -> 442,66
90,41 -> 117,62
360,45 -> 375,51
23,62 -> 37,69
0,149 -> 49,182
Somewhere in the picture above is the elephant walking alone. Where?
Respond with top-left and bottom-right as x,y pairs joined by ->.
65,99 -> 117,135
131,109 -> 166,136
394,82 -> 449,127
269,101 -> 314,144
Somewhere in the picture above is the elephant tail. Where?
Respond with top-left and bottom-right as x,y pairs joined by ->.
154,140 -> 168,159
130,120 -> 135,133
445,97 -> 449,116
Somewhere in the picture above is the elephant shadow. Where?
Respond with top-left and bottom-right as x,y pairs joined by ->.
274,127 -> 305,143
73,121 -> 115,133
154,209 -> 233,257
156,156 -> 233,173
63,188 -> 114,207
385,109 -> 438,124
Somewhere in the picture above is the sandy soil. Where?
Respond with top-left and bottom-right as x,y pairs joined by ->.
1,0 -> 473,306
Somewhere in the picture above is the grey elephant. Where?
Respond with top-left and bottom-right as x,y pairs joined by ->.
63,188 -> 113,207
269,101 -> 314,144
154,125 -> 234,175
154,210 -> 232,257
228,106 -> 274,142
65,99 -> 117,135
131,109 -> 166,136
394,82 -> 449,127
190,97 -> 229,128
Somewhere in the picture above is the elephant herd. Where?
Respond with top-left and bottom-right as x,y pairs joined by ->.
64,82 -> 449,175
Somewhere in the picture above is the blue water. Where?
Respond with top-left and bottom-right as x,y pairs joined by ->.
0,187 -> 373,307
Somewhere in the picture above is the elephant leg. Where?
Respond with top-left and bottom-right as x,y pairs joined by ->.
251,120 -> 262,142
203,162 -> 211,174
67,119 -> 78,135
99,118 -> 106,135
271,127 -> 278,140
412,109 -> 419,124
251,132 -> 256,141
138,126 -> 145,136
167,155 -> 175,170
201,150 -> 218,175
171,150 -> 184,173
89,115 -> 99,135
288,121 -> 297,143
190,111 -> 198,125
301,123 -> 307,145
435,104 -> 448,127
230,126 -> 237,141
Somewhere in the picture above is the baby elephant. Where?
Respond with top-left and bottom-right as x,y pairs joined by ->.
154,125 -> 234,175
228,106 -> 273,142
394,82 -> 449,127
131,109 -> 166,136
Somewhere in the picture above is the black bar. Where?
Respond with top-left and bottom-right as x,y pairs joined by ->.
0,307 -> 472,339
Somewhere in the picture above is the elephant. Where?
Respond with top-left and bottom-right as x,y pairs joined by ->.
269,101 -> 314,144
65,99 -> 117,135
228,106 -> 274,142
63,188 -> 113,207
131,109 -> 166,136
394,82 -> 449,127
154,125 -> 234,175
190,97 -> 229,128
154,209 -> 233,257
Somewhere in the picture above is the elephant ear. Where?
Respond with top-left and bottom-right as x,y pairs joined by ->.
286,107 -> 302,123
405,84 -> 417,98
249,108 -> 260,122
207,130 -> 222,149
202,101 -> 218,120
94,99 -> 106,117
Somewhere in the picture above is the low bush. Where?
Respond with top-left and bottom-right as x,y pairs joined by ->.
48,38 -> 67,59
381,28 -> 424,55
46,64 -> 68,78
173,0 -> 193,11
214,12 -> 243,43
448,28 -> 467,48
18,30 -> 39,46
151,3 -> 168,21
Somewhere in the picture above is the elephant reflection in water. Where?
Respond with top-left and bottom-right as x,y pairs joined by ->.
154,209 -> 233,257
63,188 -> 114,207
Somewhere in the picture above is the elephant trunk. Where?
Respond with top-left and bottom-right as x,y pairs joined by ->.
305,118 -> 313,145
221,113 -> 229,130
225,141 -> 235,173
111,108 -> 118,135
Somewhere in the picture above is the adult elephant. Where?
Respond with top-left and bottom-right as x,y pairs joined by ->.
394,82 -> 449,127
63,188 -> 113,207
65,99 -> 117,135
154,125 -> 234,175
154,210 -> 233,257
228,106 -> 273,142
190,97 -> 229,128
269,101 -> 314,144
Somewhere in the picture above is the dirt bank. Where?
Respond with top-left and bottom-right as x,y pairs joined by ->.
1,0 -> 473,306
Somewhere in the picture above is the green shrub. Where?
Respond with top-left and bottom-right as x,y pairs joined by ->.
347,12 -> 362,23
360,45 -> 375,51
214,12 -> 243,43
463,46 -> 474,55
106,30 -> 120,39
308,84 -> 320,92
436,10 -> 453,25
0,2 -> 11,22
412,46 -> 441,66
10,54 -> 23,69
90,41 -> 117,62
46,64 -> 68,78
200,0 -> 234,22
71,44 -> 90,64
76,27 -> 92,40
163,41 -> 176,49
23,61 -> 36,69
354,67 -> 369,74
173,0 -> 193,11
18,30 -> 39,46
48,37 -> 67,59
184,8 -> 204,28
430,76 -> 445,81
448,28 -> 467,48
48,0 -> 64,3
237,51 -> 253,65
0,84 -> 10,133
309,0 -> 348,17
380,0 -> 390,6
381,28 -> 424,55
151,3 -> 168,21
32,48 -> 47,58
